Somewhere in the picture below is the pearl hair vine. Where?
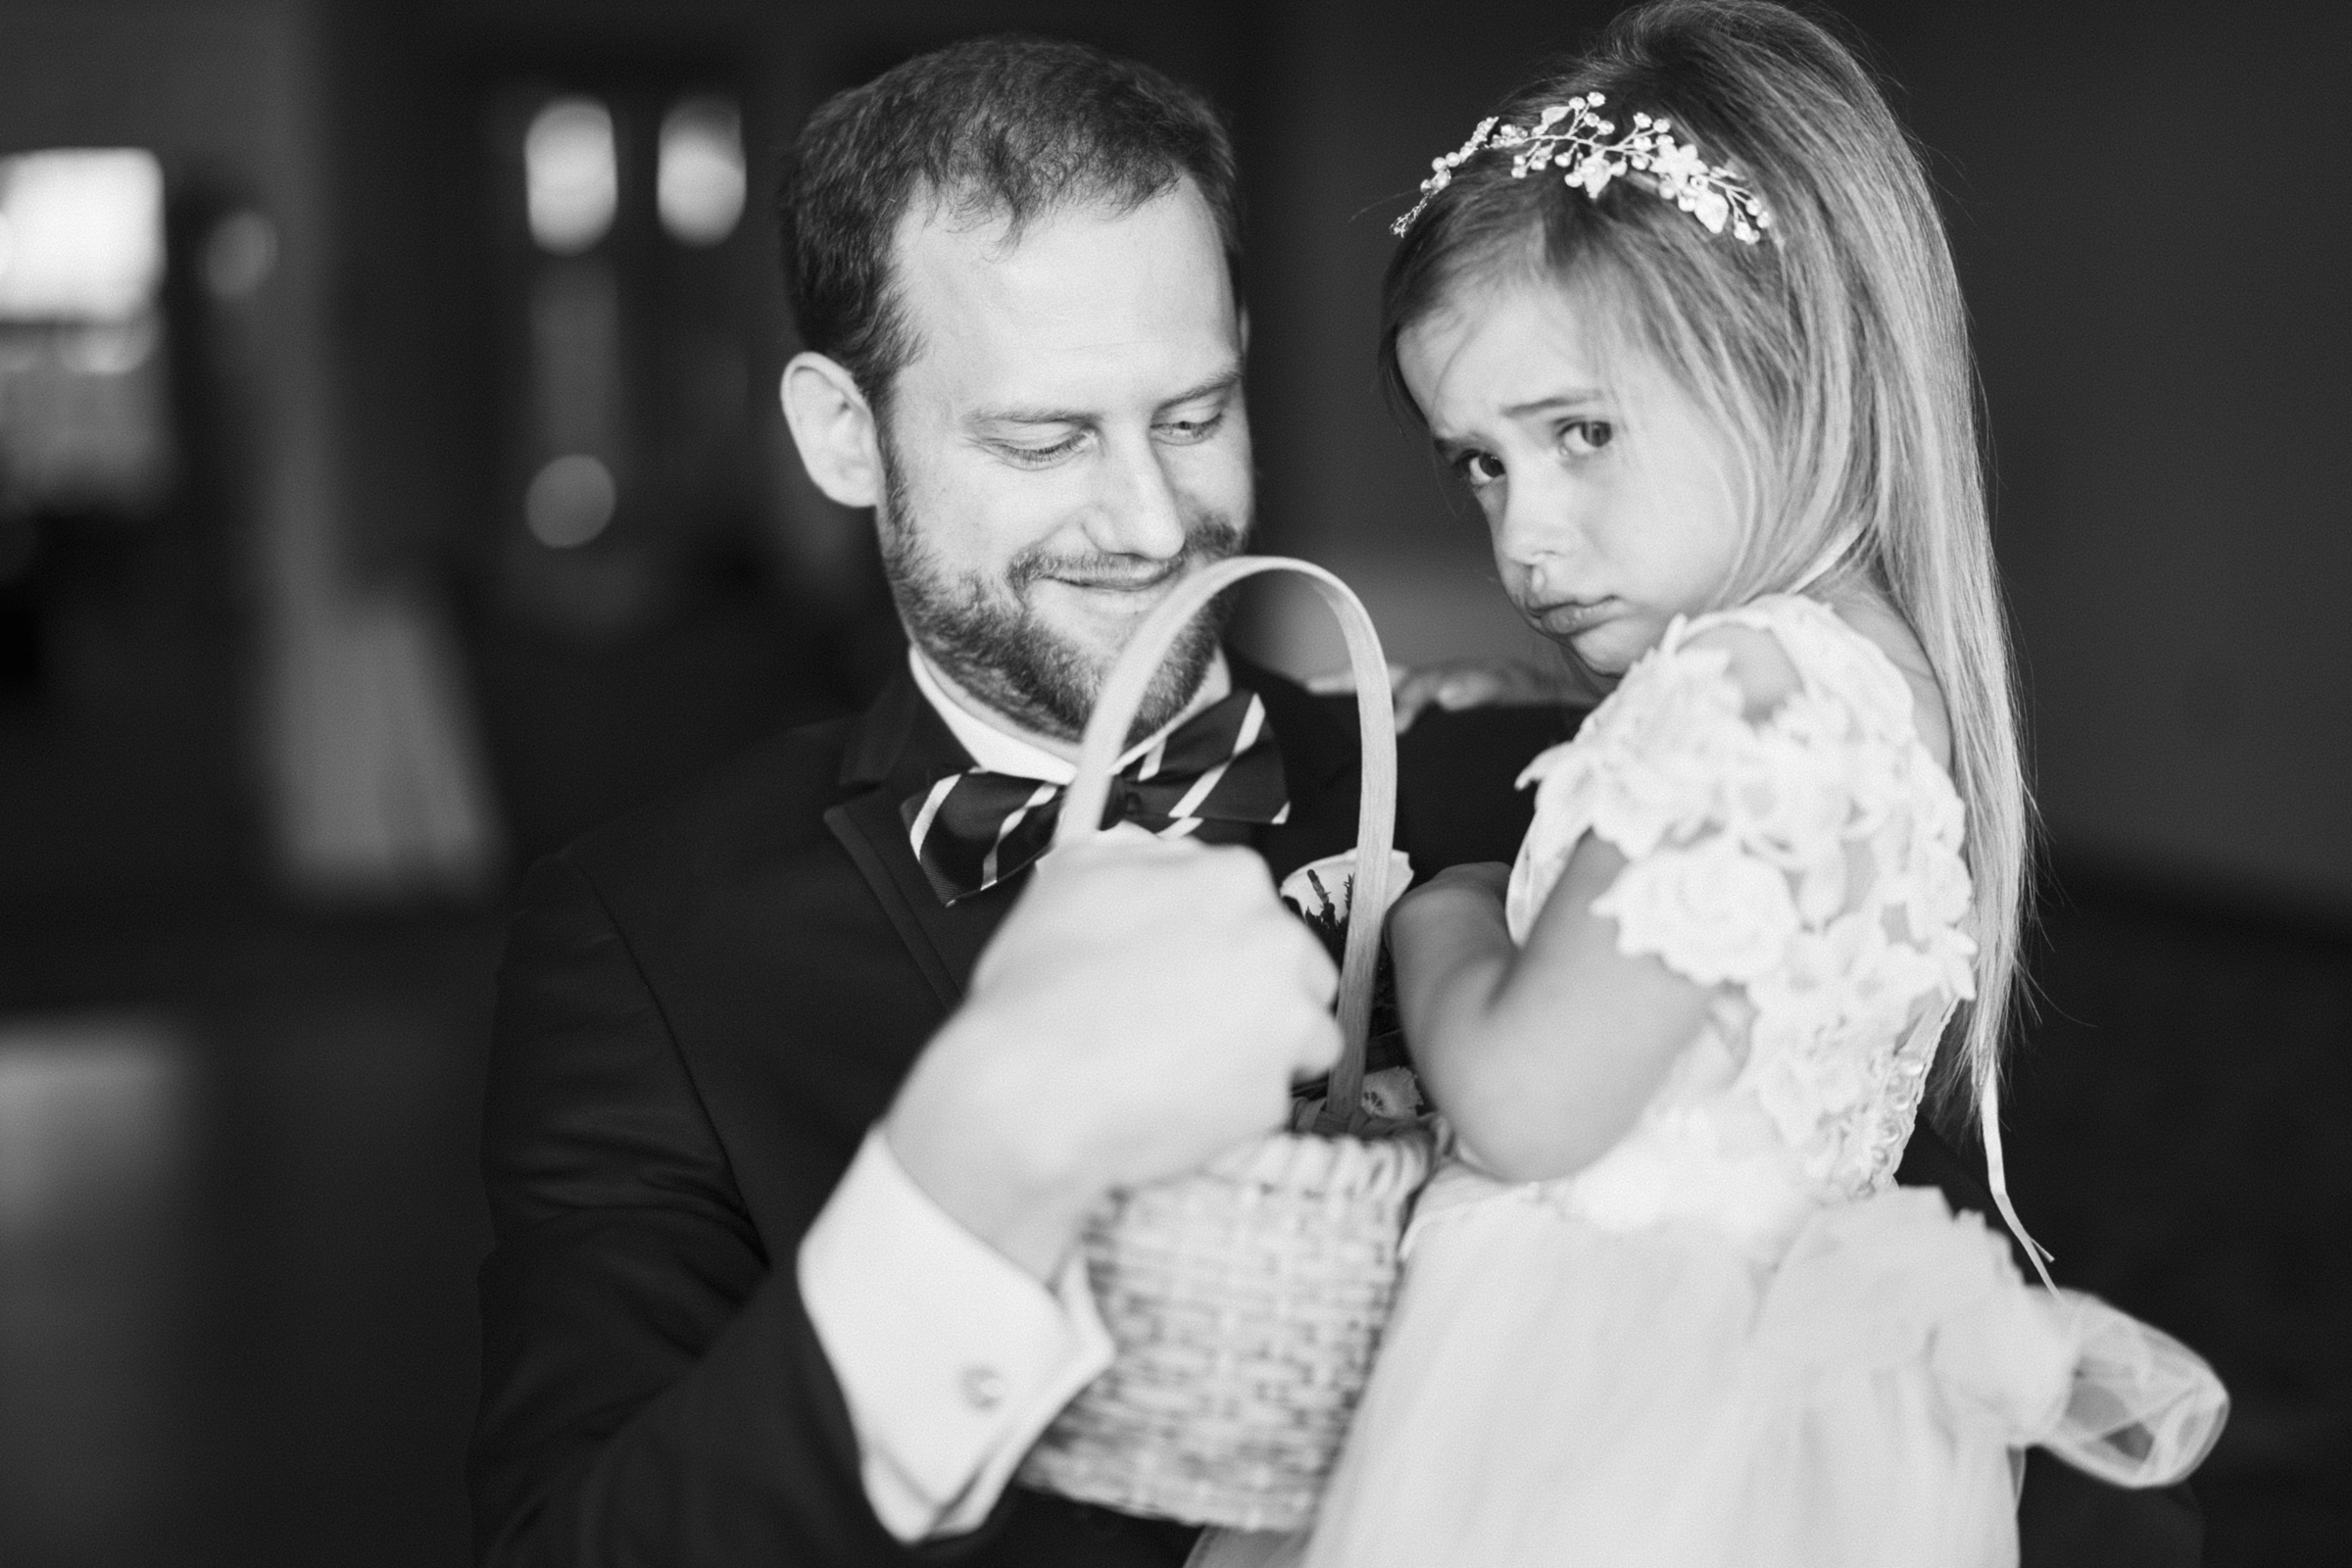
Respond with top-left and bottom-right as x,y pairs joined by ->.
1392,93 -> 1771,243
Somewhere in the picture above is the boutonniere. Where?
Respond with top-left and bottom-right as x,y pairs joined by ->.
1278,850 -> 1427,1133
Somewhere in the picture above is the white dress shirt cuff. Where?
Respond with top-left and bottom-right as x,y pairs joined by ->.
798,1127 -> 1114,1542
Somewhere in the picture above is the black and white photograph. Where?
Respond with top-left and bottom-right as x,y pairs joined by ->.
0,1 -> 2344,1564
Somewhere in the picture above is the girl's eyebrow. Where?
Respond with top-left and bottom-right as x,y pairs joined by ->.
1428,389 -> 1608,448
1502,389 -> 1607,418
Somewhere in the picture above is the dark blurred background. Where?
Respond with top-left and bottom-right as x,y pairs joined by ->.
0,1 -> 2343,1563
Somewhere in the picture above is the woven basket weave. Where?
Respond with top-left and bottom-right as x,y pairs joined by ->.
1015,557 -> 1432,1533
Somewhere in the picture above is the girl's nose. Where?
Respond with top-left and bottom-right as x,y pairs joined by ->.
1491,471 -> 1578,572
1085,433 -> 1191,560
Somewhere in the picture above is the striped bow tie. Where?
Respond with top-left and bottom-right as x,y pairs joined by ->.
902,688 -> 1291,906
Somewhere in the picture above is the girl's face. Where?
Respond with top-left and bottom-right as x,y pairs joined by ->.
1397,270 -> 1745,677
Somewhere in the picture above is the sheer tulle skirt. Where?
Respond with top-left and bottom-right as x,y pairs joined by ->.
1192,1183 -> 2226,1568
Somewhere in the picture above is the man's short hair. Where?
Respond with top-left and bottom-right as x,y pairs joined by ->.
778,35 -> 1243,413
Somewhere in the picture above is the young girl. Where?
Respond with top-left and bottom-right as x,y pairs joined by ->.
1217,4 -> 2228,1564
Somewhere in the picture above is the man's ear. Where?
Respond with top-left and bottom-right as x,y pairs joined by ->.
779,352 -> 884,510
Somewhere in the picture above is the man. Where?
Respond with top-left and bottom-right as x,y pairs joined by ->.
472,35 -> 2197,1568
472,39 -> 1446,1566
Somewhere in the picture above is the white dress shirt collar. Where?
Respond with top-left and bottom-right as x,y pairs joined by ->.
906,644 -> 1233,786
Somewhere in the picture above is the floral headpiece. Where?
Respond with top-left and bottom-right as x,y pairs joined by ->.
1392,93 -> 1770,244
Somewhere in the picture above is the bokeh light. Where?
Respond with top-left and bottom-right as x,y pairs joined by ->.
657,97 -> 745,247
202,210 -> 278,301
523,98 -> 617,255
523,453 -> 616,548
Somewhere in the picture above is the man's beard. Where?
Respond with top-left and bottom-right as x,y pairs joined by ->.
876,446 -> 1247,745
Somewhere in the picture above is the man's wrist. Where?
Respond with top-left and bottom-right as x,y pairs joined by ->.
880,1114 -> 1097,1282
800,1129 -> 1118,1541
882,1014 -> 1104,1282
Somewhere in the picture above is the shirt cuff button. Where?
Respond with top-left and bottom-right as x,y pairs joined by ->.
960,1365 -> 1006,1412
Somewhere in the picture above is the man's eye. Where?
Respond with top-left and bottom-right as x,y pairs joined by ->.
1002,433 -> 1087,466
1452,450 -> 1506,487
1560,419 -> 1614,456
1154,411 -> 1225,445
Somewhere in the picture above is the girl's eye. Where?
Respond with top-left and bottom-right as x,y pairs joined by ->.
1453,450 -> 1506,487
1560,418 -> 1614,456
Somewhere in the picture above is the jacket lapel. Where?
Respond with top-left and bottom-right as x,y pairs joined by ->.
823,668 -> 1020,1005
826,790 -> 1018,1005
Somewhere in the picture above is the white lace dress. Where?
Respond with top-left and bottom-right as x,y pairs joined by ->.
1200,595 -> 2228,1568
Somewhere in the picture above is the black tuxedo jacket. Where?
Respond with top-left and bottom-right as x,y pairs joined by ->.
472,661 -> 2199,1567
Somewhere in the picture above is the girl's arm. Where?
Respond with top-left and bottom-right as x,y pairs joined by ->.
1396,622 -> 1809,1183
1391,840 -> 1716,1183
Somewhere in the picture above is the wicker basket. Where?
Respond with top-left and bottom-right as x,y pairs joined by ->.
1016,557 -> 1433,1533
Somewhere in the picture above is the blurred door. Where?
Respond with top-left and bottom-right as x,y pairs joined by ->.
465,55 -> 850,857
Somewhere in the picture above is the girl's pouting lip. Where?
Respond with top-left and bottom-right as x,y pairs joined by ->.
1522,596 -> 1624,640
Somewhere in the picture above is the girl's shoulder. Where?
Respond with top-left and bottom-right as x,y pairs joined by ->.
1514,595 -> 1951,812
1663,604 -> 1806,720
1516,593 -> 1951,800
1668,594 -> 1950,770
1505,592 -> 1972,956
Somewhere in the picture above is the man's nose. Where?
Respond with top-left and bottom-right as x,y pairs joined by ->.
1085,432 -> 1191,560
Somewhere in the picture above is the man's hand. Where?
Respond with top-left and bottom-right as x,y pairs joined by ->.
883,827 -> 1342,1280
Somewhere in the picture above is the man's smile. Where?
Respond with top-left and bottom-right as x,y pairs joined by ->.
1038,562 -> 1185,594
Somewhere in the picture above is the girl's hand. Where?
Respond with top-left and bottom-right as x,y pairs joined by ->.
1399,859 -> 1511,912
1307,659 -> 1591,734
1390,861 -> 1512,955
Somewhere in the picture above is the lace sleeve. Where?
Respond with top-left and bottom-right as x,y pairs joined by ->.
1505,603 -> 1977,1047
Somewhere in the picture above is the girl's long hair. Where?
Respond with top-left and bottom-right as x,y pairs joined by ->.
1381,0 -> 2030,1135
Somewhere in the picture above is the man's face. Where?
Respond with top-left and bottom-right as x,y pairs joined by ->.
877,179 -> 1251,742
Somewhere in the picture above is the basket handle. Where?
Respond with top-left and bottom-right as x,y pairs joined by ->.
1053,556 -> 1397,1137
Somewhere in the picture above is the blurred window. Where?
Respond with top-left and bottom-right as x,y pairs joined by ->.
524,98 -> 617,254
0,149 -> 172,517
493,74 -> 765,637
0,150 -> 164,322
657,97 -> 744,247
